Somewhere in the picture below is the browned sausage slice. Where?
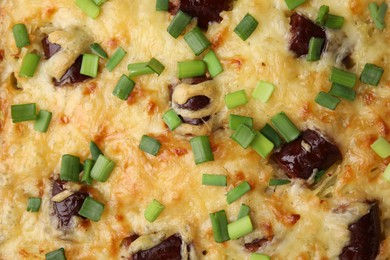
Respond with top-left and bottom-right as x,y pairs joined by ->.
132,235 -> 183,260
53,56 -> 91,86
42,36 -> 61,59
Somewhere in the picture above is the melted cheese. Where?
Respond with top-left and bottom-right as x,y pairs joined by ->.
0,0 -> 390,259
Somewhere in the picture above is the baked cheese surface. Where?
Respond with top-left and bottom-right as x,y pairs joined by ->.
0,0 -> 390,259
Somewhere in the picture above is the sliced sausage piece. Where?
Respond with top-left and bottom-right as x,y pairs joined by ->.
272,129 -> 341,179
42,36 -> 61,59
121,234 -> 140,247
171,0 -> 231,29
244,238 -> 269,252
52,179 -> 88,228
339,202 -> 381,260
132,235 -> 182,260
53,56 -> 91,86
179,115 -> 210,125
289,13 -> 326,57
177,95 -> 210,111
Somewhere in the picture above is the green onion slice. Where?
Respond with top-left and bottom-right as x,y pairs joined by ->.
167,10 -> 192,38
75,0 -> 100,19
202,174 -> 227,186
139,135 -> 161,156
184,27 -> 211,56
144,199 -> 165,222
329,67 -> 357,88
12,24 -> 30,48
112,74 -> 135,100
316,5 -> 329,25
307,37 -> 324,62
128,62 -> 154,77
360,63 -> 384,86
269,179 -> 291,186
271,112 -> 300,143
34,109 -> 52,133
27,197 -> 41,212
60,154 -> 81,182
231,124 -> 257,149
78,196 -> 105,222
90,154 -> 115,182
90,141 -> 103,161
11,103 -> 37,123
237,204 -> 250,220
252,81 -> 275,103
80,54 -> 99,77
45,248 -> 66,260
225,90 -> 248,109
146,57 -> 165,76
106,47 -> 127,72
156,0 -> 169,11
178,60 -> 207,79
93,0 -> 107,6
324,14 -> 345,29
19,53 -> 41,78
89,43 -> 108,59
383,164 -> 390,182
371,137 -> 390,159
226,181 -> 251,204
234,13 -> 259,41
251,132 -> 274,158
162,109 -> 182,130
190,136 -> 214,164
209,210 -> 230,243
82,159 -> 94,185
227,215 -> 254,240
250,253 -> 271,260
228,114 -> 253,131
329,83 -> 356,101
284,0 -> 306,10
315,91 -> 340,110
203,50 -> 223,78
260,123 -> 283,148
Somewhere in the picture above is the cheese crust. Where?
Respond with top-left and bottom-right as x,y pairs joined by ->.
0,0 -> 390,259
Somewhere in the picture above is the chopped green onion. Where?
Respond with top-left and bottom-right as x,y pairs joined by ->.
329,83 -> 356,101
284,0 -> 306,10
369,2 -> 388,29
202,174 -> 227,186
34,110 -> 52,133
383,164 -> 390,182
237,204 -> 250,220
178,60 -> 207,79
128,62 -> 154,77
93,0 -> 107,6
227,215 -> 253,240
82,159 -> 94,185
209,210 -> 230,243
228,114 -> 253,130
91,154 -> 115,182
252,81 -> 275,103
269,179 -> 291,186
184,27 -> 211,56
156,0 -> 169,11
60,154 -> 81,182
190,136 -> 214,164
225,90 -> 248,109
226,181 -> 251,204
27,197 -> 41,212
203,50 -> 223,78
75,0 -> 100,19
316,5 -> 329,25
251,132 -> 274,158
45,248 -> 66,260
112,74 -> 135,100
260,123 -> 283,148
89,43 -> 108,59
90,141 -> 103,161
19,53 -> 40,78
315,91 -> 340,110
12,24 -> 30,48
329,67 -> 356,88
162,109 -> 182,130
167,10 -> 192,38
271,112 -> 300,143
324,14 -> 345,29
371,137 -> 390,158
231,124 -> 256,149
250,253 -> 271,260
144,199 -> 165,222
106,47 -> 127,72
234,13 -> 259,41
146,58 -> 165,76
78,196 -> 105,222
307,37 -> 324,62
11,103 -> 37,123
360,63 -> 384,86
80,54 -> 99,77
314,170 -> 326,183
139,135 -> 161,156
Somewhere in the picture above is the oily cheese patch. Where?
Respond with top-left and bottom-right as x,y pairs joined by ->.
0,0 -> 390,259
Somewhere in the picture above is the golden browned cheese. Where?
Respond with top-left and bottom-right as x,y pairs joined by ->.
0,0 -> 390,259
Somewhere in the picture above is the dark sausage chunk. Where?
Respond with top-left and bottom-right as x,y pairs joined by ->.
177,95 -> 210,111
121,234 -> 140,247
172,0 -> 231,29
52,179 -> 88,228
272,129 -> 341,179
342,54 -> 355,70
54,55 -> 91,86
339,202 -> 381,260
181,75 -> 211,85
289,13 -> 326,57
179,115 -> 210,125
244,238 -> 269,252
132,235 -> 182,260
42,36 -> 61,59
